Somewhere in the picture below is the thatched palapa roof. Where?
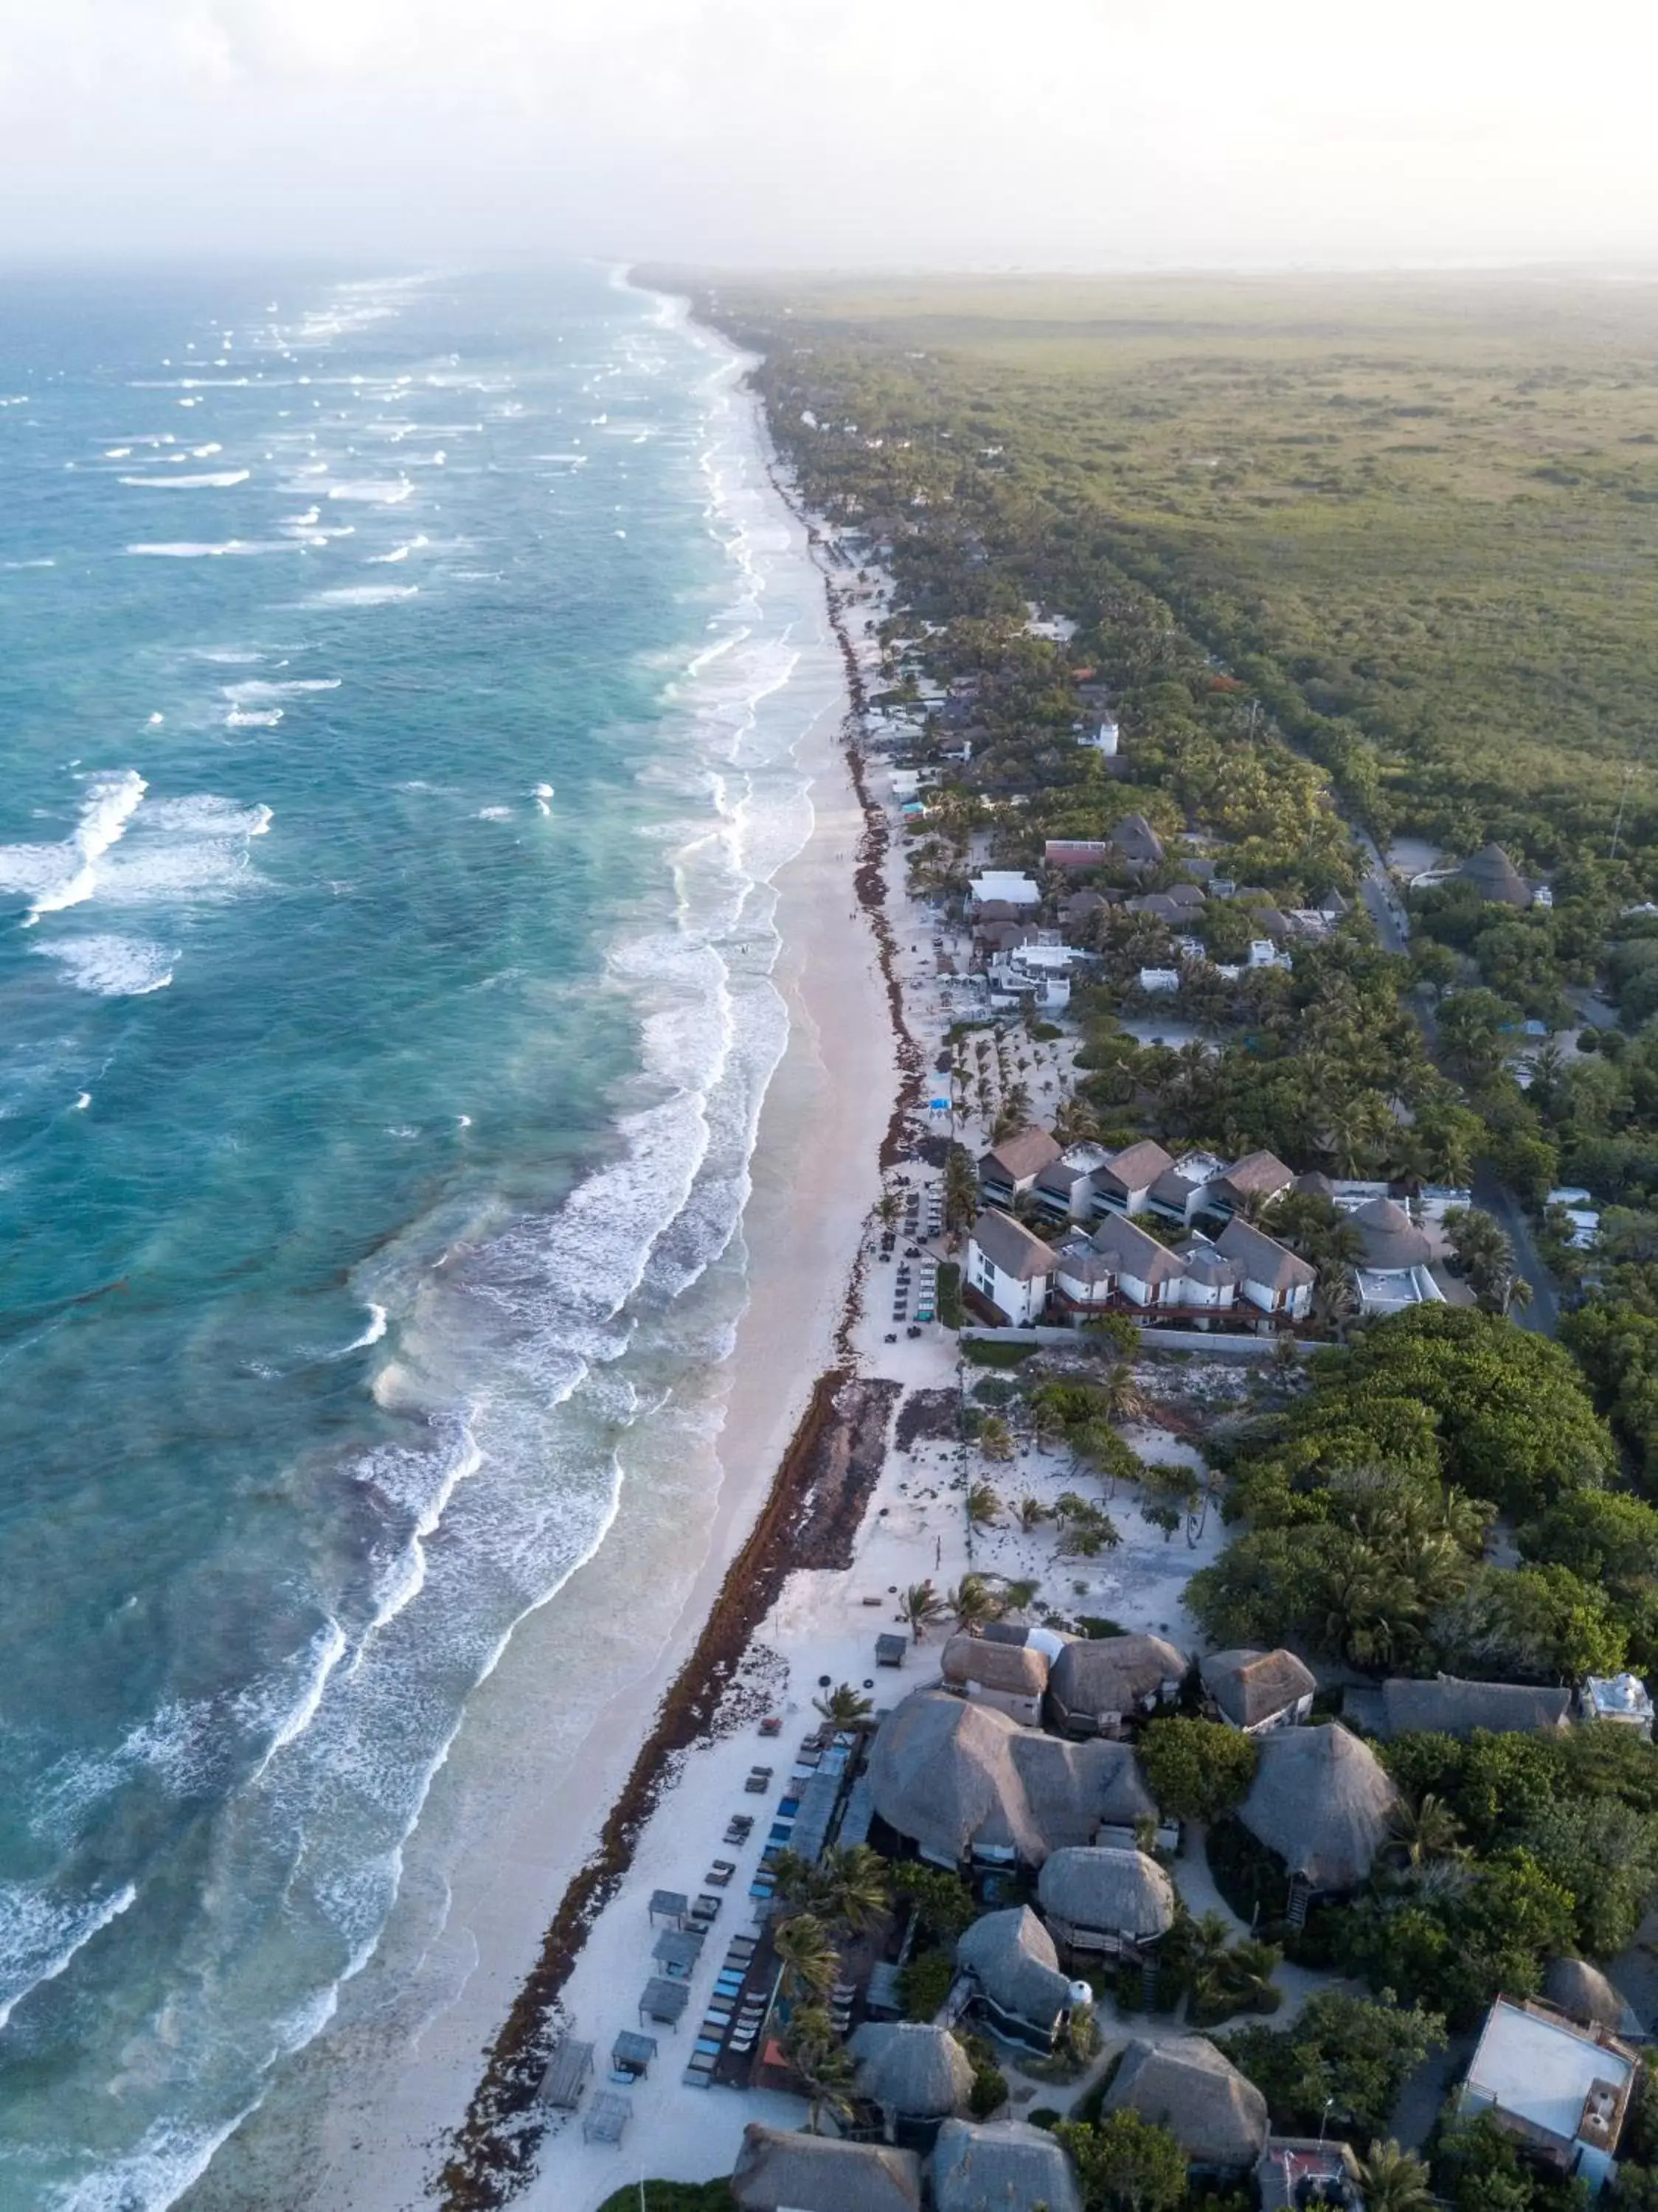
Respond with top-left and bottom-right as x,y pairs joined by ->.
1350,1195 -> 1431,1272
931,2118 -> 1085,2212
1380,1673 -> 1571,1740
1037,1846 -> 1176,1941
848,2023 -> 974,2121
1201,1649 -> 1316,1730
1455,843 -> 1533,907
956,1907 -> 1073,2037
1238,1722 -> 1398,1891
731,2124 -> 923,2211
942,1635 -> 1048,1699
867,1688 -> 1154,1865
1543,1957 -> 1643,2037
1105,2037 -> 1269,2168
1047,1634 -> 1187,1730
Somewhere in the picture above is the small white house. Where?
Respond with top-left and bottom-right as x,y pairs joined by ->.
1138,967 -> 1180,994
1078,717 -> 1120,757
1248,940 -> 1293,971
965,1210 -> 1055,1326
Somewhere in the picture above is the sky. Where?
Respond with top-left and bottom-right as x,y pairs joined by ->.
1,0 -> 1655,268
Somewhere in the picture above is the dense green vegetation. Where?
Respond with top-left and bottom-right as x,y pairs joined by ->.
684,271 -> 1658,884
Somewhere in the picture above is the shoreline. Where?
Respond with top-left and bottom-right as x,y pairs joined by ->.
434,344 -> 921,2208
188,312 -> 909,2212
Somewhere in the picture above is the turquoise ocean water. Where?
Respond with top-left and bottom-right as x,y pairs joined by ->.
0,267 -> 829,2205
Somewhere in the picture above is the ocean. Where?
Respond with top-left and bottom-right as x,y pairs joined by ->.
0,266 -> 836,2207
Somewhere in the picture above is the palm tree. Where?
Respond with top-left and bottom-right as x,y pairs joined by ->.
813,1845 -> 892,1938
814,1682 -> 874,1732
1387,1791 -> 1464,1869
784,2006 -> 859,2135
774,1913 -> 839,2004
993,1574 -> 1041,1614
1310,1265 -> 1359,1343
1015,1495 -> 1047,1533
1359,2140 -> 1434,2212
966,1481 -> 1003,1529
1099,1362 -> 1153,1425
1053,1094 -> 1100,1146
946,1572 -> 1005,1633
901,1579 -> 945,1642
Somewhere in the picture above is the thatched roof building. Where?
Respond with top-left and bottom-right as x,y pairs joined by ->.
1237,1722 -> 1398,1891
941,1635 -> 1049,1723
1543,1958 -> 1643,2038
730,2124 -> 923,2211
1106,2037 -> 1269,2170
1350,1196 -> 1432,1271
956,1906 -> 1075,2047
868,1688 -> 1154,1867
1047,1634 -> 1187,1737
1038,1846 -> 1176,1950
849,2023 -> 974,2129
1201,1649 -> 1317,1733
1380,1674 -> 1572,1740
1455,844 -> 1534,908
931,2119 -> 1084,2212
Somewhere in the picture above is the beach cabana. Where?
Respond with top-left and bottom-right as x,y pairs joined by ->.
535,2036 -> 594,2110
849,2022 -> 974,2149
581,2090 -> 633,2146
611,2029 -> 658,2081
956,1906 -> 1075,2051
1105,2036 -> 1269,2172
651,1927 -> 704,1977
1036,1846 -> 1176,1958
730,2123 -> 923,2212
1200,1649 -> 1317,1736
1045,1634 -> 1186,1739
648,1888 -> 688,1927
1543,1958 -> 1644,2038
639,1977 -> 690,2028
1237,1721 -> 1398,1895
930,2118 -> 1084,2212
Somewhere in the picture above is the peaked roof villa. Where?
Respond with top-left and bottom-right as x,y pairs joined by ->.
1106,2036 -> 1270,2170
1237,1721 -> 1398,1892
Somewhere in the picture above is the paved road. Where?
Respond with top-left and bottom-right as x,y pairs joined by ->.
1472,1165 -> 1561,1338
1355,828 -> 1410,956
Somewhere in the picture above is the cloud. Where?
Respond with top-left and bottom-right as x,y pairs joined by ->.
0,0 -> 1654,265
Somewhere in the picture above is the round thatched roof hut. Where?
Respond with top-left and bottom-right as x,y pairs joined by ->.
849,2023 -> 975,2122
1350,1195 -> 1431,1272
1237,1721 -> 1398,1891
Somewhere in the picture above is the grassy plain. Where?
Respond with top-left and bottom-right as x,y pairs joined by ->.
692,272 -> 1658,872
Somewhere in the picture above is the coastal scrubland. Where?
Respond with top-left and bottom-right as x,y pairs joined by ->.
683,271 -> 1658,880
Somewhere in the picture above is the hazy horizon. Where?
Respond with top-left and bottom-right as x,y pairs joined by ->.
2,0 -> 1653,270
